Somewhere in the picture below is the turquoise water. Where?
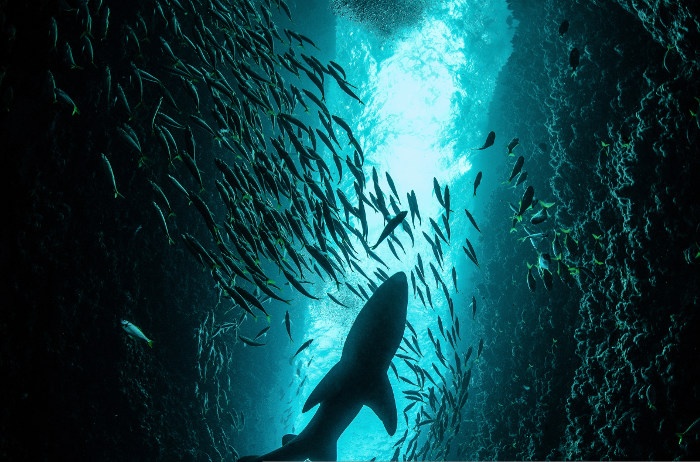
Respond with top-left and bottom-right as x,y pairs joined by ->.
287,2 -> 515,458
6,0 -> 697,459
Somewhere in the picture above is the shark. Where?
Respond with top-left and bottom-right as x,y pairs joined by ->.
238,271 -> 408,461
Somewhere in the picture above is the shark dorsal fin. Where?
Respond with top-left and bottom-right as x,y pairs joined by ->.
364,372 -> 398,435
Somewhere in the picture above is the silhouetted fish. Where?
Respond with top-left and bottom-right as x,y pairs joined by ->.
559,20 -> 569,35
473,171 -> 483,196
473,131 -> 495,150
569,47 -> 580,72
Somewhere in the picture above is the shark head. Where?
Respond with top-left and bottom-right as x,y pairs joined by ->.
238,271 -> 408,462
340,271 -> 408,374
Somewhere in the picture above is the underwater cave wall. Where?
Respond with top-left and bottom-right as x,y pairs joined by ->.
480,0 -> 700,459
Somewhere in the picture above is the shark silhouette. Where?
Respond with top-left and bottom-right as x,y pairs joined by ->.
238,271 -> 408,461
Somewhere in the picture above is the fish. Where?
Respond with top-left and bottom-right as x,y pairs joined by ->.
385,172 -> 400,203
464,208 -> 481,233
473,131 -> 495,150
526,264 -> 537,292
406,191 -> 419,226
559,19 -> 569,35
254,326 -> 271,340
238,272 -> 408,462
433,178 -> 444,208
371,211 -> 408,250
538,253 -> 552,272
239,335 -> 266,347
471,296 -> 477,320
540,267 -> 553,291
530,206 -> 548,224
291,339 -> 314,361
100,153 -> 123,198
477,338 -> 484,358
517,186 -> 535,217
327,293 -> 348,308
443,184 -> 452,218
508,156 -> 525,182
152,201 -> 174,245
441,214 -> 451,242
429,218 -> 447,244
464,238 -> 479,268
49,16 -> 58,50
473,171 -> 482,196
451,266 -> 458,293
569,47 -> 580,73
122,320 -> 153,347
506,137 -> 519,154
285,311 -> 293,342
282,269 -> 319,300
54,88 -> 80,116
552,232 -> 563,258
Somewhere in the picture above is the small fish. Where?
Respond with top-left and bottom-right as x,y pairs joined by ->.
473,171 -> 482,196
54,88 -> 79,116
385,172 -> 400,203
153,201 -> 174,245
443,185 -> 452,220
407,190 -> 421,226
433,178 -> 444,208
115,82 -> 131,117
517,186 -> 535,216
49,17 -> 58,50
371,211 -> 408,250
464,209 -> 481,233
63,41 -> 81,70
559,20 -> 569,35
538,253 -> 552,272
507,137 -> 519,154
473,131 -> 495,150
462,244 -> 479,268
540,267 -> 553,291
282,269 -> 319,300
471,295 -> 477,320
327,293 -> 348,308
122,320 -> 153,347
552,233 -> 563,258
239,335 -> 266,347
284,310 -> 293,342
526,264 -> 536,292
531,206 -> 548,224
149,180 -> 173,217
290,338 -> 314,361
508,156 -> 525,182
441,214 -> 451,241
100,153 -> 122,198
569,47 -> 580,73
429,218 -> 447,244
254,326 -> 271,340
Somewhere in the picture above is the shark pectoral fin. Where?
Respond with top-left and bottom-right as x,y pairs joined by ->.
302,363 -> 345,413
282,434 -> 297,445
365,372 -> 398,436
